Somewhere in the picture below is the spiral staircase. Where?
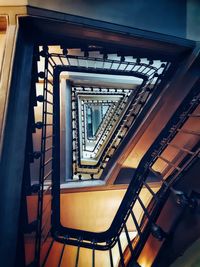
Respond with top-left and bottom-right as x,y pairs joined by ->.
0,4 -> 200,267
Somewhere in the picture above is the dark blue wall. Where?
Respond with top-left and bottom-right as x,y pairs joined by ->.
30,0 -> 187,38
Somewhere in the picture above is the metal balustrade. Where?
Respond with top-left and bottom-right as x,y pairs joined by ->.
72,87 -> 131,155
40,45 -> 171,181
22,42 -> 200,267
23,47 -> 54,266
50,82 -> 200,266
70,83 -> 157,178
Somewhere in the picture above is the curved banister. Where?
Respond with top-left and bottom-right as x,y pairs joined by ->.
49,47 -> 171,180
52,79 -> 200,250
22,44 -> 200,267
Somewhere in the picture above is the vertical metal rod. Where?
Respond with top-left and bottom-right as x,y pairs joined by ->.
58,55 -> 65,65
110,60 -> 114,69
41,239 -> 54,267
49,55 -> 57,65
167,143 -> 194,155
118,237 -> 125,267
66,56 -> 71,66
130,210 -> 141,236
142,180 -> 158,200
158,156 -> 181,171
92,244 -> 95,267
35,51 -> 49,264
58,244 -> 65,267
47,58 -> 55,68
75,243 -> 80,267
124,62 -> 130,71
109,248 -> 114,267
149,167 -> 169,188
135,64 -> 143,72
137,196 -> 151,220
124,224 -> 134,255
116,62 -> 122,70
130,62 -> 137,71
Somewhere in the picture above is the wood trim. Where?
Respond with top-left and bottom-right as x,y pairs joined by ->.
0,16 -> 7,32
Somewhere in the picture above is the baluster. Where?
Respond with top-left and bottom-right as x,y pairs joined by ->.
118,237 -> 125,267
48,55 -> 57,66
158,156 -> 181,171
58,54 -> 65,65
75,239 -> 81,267
35,48 -> 49,264
41,239 -> 54,267
149,167 -> 169,188
137,195 -> 151,220
92,241 -> 95,267
124,224 -> 134,256
130,210 -> 141,237
58,243 -> 65,267
109,247 -> 114,267
142,180 -> 159,201
167,142 -> 195,155
137,195 -> 166,241
178,128 -> 200,136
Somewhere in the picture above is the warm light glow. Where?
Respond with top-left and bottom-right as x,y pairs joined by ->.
138,234 -> 163,267
0,16 -> 7,79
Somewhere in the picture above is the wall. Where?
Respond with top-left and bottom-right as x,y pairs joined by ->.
170,238 -> 200,267
28,0 -> 187,38
187,0 -> 200,40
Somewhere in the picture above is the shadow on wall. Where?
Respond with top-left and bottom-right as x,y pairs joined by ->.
114,167 -> 159,184
170,238 -> 200,267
